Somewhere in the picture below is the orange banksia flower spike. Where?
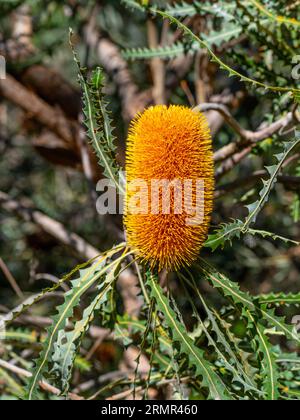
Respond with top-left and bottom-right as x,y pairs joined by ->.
124,105 -> 214,272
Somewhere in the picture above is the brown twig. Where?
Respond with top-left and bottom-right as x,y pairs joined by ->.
147,19 -> 166,105
193,102 -> 300,178
0,191 -> 100,261
215,146 -> 252,178
0,257 -> 24,299
83,9 -> 152,121
194,103 -> 299,163
76,113 -> 99,205
180,80 -> 196,107
196,92 -> 246,136
106,376 -> 190,401
0,359 -> 83,400
0,4 -> 35,62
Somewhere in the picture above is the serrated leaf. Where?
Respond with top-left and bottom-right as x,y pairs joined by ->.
0,328 -> 40,344
150,9 -> 300,97
146,272 -> 233,400
120,0 -> 145,12
259,292 -> 300,307
25,247 -> 124,400
248,311 -> 280,400
291,193 -> 300,223
203,24 -> 242,47
122,42 -> 192,60
70,31 -> 124,194
123,0 -> 235,20
206,133 -> 300,251
243,136 -> 300,229
197,259 -> 300,345
206,222 -> 299,252
122,23 -> 241,61
1,257 -> 99,326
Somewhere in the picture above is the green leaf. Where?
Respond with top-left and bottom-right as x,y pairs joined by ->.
1,256 -> 100,326
70,30 -> 124,194
122,43 -> 191,60
25,247 -> 124,400
115,315 -> 173,370
203,24 -> 242,47
291,193 -> 300,222
51,257 -> 122,393
247,0 -> 300,28
122,0 -> 235,20
205,220 -> 243,251
179,272 -> 260,395
0,328 -> 40,344
120,0 -> 145,13
146,272 -> 233,400
206,223 -> 300,251
151,9 -> 300,97
165,1 -> 236,19
74,356 -> 92,373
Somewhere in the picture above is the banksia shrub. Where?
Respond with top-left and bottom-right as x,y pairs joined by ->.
125,105 -> 214,271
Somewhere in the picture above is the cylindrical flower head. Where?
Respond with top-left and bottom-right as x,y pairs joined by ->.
124,105 -> 214,272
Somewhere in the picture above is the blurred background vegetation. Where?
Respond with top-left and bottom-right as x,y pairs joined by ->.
0,0 -> 299,400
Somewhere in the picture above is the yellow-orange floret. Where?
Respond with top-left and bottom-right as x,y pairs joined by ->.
124,105 -> 214,272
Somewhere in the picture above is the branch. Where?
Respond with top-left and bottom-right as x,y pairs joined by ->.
216,114 -> 298,163
0,75 -> 75,145
194,103 -> 299,163
83,10 -> 152,121
216,146 -> 253,178
21,65 -> 82,120
0,191 -> 141,316
147,18 -> 166,104
0,73 -> 101,178
0,191 -> 99,261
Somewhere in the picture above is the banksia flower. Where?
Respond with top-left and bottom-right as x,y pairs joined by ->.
124,105 -> 214,272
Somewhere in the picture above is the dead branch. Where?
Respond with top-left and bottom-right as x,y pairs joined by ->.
197,92 -> 246,136
21,65 -> 82,120
215,146 -> 252,178
0,73 -> 101,178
